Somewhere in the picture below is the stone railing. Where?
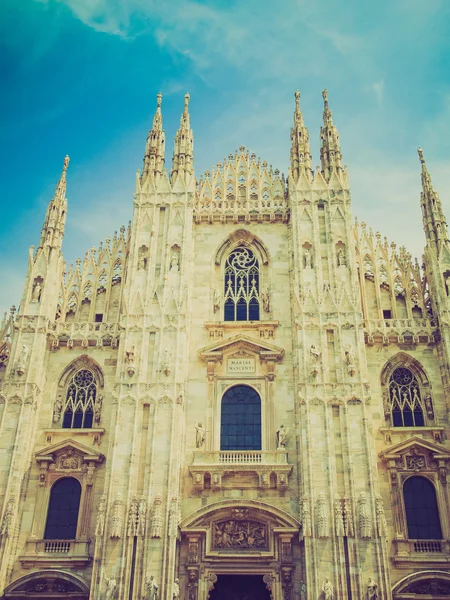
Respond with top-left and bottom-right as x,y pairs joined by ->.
193,450 -> 289,465
20,539 -> 91,567
393,538 -> 450,566
364,318 -> 436,345
48,321 -> 120,348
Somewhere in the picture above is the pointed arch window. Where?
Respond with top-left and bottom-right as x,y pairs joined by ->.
62,369 -> 96,428
389,367 -> 425,427
221,385 -> 261,450
44,477 -> 81,540
403,476 -> 442,539
224,247 -> 260,321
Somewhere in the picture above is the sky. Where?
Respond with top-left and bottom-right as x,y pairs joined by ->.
1,0 -> 450,314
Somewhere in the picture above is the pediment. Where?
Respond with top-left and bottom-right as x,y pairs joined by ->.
36,438 -> 104,464
198,334 -> 284,362
380,436 -> 450,461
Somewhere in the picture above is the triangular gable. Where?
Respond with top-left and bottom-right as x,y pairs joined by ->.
380,436 -> 450,461
36,438 -> 104,464
198,334 -> 284,362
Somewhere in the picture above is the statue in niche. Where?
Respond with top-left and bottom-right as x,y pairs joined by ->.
367,578 -> 378,599
310,344 -> 320,376
337,247 -> 346,267
322,578 -> 333,600
145,576 -> 158,600
194,422 -> 206,448
172,579 -> 180,600
31,279 -> 43,302
303,248 -> 312,269
445,273 -> 450,296
15,345 -> 28,376
104,574 -> 117,600
276,424 -> 287,448
170,252 -> 180,272
424,392 -> 434,419
299,581 -> 306,600
138,247 -> 148,270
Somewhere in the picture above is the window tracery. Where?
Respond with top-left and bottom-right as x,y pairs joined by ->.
388,367 -> 425,427
62,369 -> 97,428
224,247 -> 260,321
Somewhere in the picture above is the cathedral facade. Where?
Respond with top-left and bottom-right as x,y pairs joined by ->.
0,90 -> 450,600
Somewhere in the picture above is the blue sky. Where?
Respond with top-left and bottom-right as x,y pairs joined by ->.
1,0 -> 450,313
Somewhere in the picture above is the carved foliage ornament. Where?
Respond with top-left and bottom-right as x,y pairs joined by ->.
213,519 -> 267,549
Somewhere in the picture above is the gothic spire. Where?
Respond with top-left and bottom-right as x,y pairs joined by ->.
171,93 -> 194,181
142,93 -> 165,180
290,90 -> 312,182
418,147 -> 448,250
38,155 -> 69,251
320,89 -> 343,181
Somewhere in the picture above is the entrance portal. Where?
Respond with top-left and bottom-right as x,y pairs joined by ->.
210,575 -> 271,600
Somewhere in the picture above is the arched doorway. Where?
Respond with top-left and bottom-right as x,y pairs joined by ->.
180,500 -> 300,600
210,575 -> 271,600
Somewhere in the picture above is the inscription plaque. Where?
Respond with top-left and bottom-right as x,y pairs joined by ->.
227,358 -> 255,373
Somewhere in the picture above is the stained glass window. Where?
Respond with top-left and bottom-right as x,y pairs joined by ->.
224,247 -> 260,322
389,367 -> 424,427
62,369 -> 96,429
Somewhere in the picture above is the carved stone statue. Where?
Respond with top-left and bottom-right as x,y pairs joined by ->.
304,248 -> 312,269
95,495 -> 106,537
322,578 -> 333,600
125,346 -> 135,364
367,578 -> 378,599
170,253 -> 180,272
300,581 -> 306,600
261,284 -> 271,312
161,348 -> 172,376
53,395 -> 63,423
337,248 -> 345,267
145,575 -> 158,600
172,579 -> 180,600
213,288 -> 221,313
424,392 -> 434,419
194,422 -> 205,448
31,280 -> 43,302
15,345 -> 28,375
104,574 -> 117,600
276,424 -> 287,448
151,496 -> 163,538
0,497 -> 14,538
94,395 -> 103,424
310,344 -> 320,376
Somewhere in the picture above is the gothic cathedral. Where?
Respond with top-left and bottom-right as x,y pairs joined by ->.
1,90 -> 450,600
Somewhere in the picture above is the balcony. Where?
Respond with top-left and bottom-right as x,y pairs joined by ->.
364,318 -> 436,346
393,538 -> 450,568
189,450 -> 292,490
20,539 -> 91,568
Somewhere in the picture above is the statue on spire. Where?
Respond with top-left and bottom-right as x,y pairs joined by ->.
172,92 -> 194,182
290,90 -> 312,182
142,93 -> 165,181
418,147 -> 448,249
320,89 -> 342,181
38,155 -> 69,251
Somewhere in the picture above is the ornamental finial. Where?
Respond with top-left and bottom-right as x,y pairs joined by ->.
417,147 -> 425,164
